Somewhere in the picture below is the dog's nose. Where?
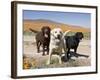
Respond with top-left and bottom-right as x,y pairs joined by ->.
58,34 -> 60,37
57,35 -> 61,39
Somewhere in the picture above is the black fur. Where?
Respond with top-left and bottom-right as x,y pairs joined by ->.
65,32 -> 84,59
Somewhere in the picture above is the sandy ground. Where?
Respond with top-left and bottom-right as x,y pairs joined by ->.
23,35 -> 91,69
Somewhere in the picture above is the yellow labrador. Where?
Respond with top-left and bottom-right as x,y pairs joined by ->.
47,28 -> 70,65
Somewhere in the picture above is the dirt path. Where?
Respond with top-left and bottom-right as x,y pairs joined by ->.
23,35 -> 91,69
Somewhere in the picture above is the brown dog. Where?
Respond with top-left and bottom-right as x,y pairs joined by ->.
30,26 -> 51,55
36,26 -> 51,55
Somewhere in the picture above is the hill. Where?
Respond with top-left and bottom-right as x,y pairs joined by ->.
23,19 -> 90,32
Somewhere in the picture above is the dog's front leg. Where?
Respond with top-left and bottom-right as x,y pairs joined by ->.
46,49 -> 52,65
58,54 -> 62,64
42,44 -> 45,56
62,40 -> 68,61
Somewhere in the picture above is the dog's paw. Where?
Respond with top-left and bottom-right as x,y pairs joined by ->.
46,61 -> 50,65
59,62 -> 62,64
42,54 -> 45,56
86,55 -> 89,58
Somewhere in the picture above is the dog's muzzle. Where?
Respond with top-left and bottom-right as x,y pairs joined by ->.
57,35 -> 61,39
44,34 -> 48,38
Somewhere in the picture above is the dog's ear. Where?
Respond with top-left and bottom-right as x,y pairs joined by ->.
75,32 -> 79,38
41,27 -> 45,35
47,26 -> 51,31
51,29 -> 54,35
41,27 -> 44,32
47,26 -> 51,33
75,32 -> 84,39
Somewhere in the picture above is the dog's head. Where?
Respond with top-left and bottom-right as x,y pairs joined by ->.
51,28 -> 63,40
41,26 -> 51,38
75,32 -> 84,40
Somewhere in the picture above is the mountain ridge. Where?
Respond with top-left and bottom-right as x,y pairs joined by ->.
23,19 -> 90,32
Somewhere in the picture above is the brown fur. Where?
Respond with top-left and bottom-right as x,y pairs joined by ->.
35,26 -> 51,55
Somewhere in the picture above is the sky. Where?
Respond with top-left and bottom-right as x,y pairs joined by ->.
23,10 -> 91,28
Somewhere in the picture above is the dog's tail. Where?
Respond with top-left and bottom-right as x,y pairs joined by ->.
62,30 -> 71,38
29,28 -> 38,33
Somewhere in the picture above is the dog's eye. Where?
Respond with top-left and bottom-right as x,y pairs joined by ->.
60,31 -> 62,34
55,31 -> 57,33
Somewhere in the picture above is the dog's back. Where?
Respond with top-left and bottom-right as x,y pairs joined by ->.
65,36 -> 78,49
65,32 -> 83,49
35,31 -> 44,43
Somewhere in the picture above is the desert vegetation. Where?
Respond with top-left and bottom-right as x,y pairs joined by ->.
23,19 -> 91,69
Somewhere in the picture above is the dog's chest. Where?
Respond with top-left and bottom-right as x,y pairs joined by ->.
50,41 -> 63,53
53,46 -> 62,53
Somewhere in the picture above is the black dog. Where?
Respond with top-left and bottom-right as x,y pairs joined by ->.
65,32 -> 84,59
35,26 -> 51,55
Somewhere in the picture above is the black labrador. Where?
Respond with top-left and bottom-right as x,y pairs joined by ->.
35,26 -> 51,55
65,32 -> 84,60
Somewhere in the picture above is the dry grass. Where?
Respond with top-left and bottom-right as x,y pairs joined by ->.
23,55 -> 90,69
23,19 -> 91,69
23,36 -> 91,69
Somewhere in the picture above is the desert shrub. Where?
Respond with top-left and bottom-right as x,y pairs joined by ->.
23,57 -> 32,69
23,56 -> 37,69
